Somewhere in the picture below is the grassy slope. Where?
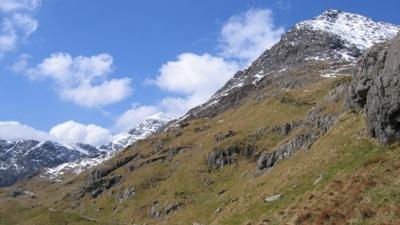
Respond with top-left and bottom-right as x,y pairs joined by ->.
0,77 -> 399,225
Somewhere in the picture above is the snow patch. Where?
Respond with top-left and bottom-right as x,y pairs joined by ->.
297,9 -> 400,50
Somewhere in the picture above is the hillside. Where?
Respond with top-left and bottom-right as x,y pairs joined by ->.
0,10 -> 400,225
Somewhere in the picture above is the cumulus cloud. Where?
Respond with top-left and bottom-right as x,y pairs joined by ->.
114,105 -> 159,132
148,53 -> 239,117
61,78 -> 132,108
0,120 -> 113,146
0,0 -> 40,55
0,121 -> 53,142
15,52 -> 132,107
219,8 -> 284,62
0,0 -> 40,12
154,53 -> 238,96
49,121 -> 112,146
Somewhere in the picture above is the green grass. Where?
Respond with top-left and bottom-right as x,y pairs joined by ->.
1,77 -> 399,225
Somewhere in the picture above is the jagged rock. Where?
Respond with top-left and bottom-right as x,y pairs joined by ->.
165,202 -> 181,215
149,201 -> 181,218
116,187 -> 135,203
8,189 -> 35,198
75,155 -> 138,198
271,121 -> 303,136
257,152 -> 276,170
89,176 -> 122,198
215,207 -> 222,214
149,202 -> 162,218
91,154 -> 138,181
208,144 -> 254,169
347,34 -> 400,144
166,146 -> 188,160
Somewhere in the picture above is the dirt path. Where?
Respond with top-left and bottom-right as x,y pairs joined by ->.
48,208 -> 136,225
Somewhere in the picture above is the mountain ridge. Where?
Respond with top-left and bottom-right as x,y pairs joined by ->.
182,9 -> 399,122
0,113 -> 171,186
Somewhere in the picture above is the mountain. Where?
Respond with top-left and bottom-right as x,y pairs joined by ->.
100,112 -> 172,153
0,113 -> 171,186
1,10 -> 400,225
43,113 -> 171,180
0,140 -> 102,187
184,9 -> 399,120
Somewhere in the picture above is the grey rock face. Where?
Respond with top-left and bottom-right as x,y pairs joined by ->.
74,154 -> 139,199
116,187 -> 135,203
347,34 -> 400,144
208,144 -> 254,169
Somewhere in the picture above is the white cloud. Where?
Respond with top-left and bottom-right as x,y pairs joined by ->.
149,53 -> 239,117
0,120 -> 113,146
49,121 -> 112,146
219,8 -> 284,62
61,78 -> 132,108
0,0 -> 40,13
0,121 -> 53,142
27,52 -> 114,84
154,53 -> 238,95
0,0 -> 40,55
12,13 -> 38,37
16,52 -> 132,107
114,105 -> 159,132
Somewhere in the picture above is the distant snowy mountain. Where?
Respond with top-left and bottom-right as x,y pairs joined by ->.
43,113 -> 171,180
100,112 -> 171,154
0,140 -> 103,186
0,113 -> 171,185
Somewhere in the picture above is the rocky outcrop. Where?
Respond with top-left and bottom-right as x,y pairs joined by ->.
208,144 -> 254,169
149,201 -> 182,218
115,186 -> 135,203
252,121 -> 303,140
257,82 -> 347,171
347,34 -> 400,144
76,154 -> 139,199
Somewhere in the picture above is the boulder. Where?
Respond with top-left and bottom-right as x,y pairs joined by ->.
347,34 -> 400,144
264,194 -> 282,202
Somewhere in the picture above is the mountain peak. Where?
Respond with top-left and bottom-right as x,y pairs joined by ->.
296,10 -> 400,49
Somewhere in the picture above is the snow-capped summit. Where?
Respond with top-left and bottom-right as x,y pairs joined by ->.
102,112 -> 172,153
297,9 -> 400,50
181,10 -> 400,122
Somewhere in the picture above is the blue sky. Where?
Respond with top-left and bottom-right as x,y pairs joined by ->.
0,0 -> 399,145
